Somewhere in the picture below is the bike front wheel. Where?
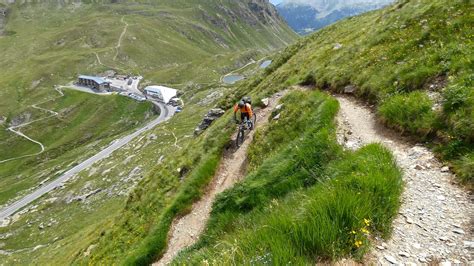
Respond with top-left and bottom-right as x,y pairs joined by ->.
236,128 -> 245,147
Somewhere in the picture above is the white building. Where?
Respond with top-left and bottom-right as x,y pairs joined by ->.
144,86 -> 177,104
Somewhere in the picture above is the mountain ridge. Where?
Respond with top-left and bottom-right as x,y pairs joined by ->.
276,0 -> 394,34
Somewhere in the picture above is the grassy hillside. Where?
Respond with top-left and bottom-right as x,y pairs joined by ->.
164,0 -> 470,263
0,0 -> 296,198
0,90 -> 155,205
6,0 -> 471,264
0,0 -> 296,115
173,91 -> 402,264
232,0 -> 473,183
0,0 -> 297,264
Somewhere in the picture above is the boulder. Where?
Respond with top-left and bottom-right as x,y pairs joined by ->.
261,98 -> 269,107
344,85 -> 357,94
333,43 -> 343,50
194,108 -> 225,135
384,255 -> 398,264
208,108 -> 225,117
0,219 -> 10,228
198,90 -> 224,106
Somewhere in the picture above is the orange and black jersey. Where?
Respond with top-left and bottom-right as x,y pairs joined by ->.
233,103 -> 253,118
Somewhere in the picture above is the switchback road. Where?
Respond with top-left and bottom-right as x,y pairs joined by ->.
0,101 -> 174,221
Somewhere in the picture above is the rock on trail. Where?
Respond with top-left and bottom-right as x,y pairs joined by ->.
335,95 -> 473,265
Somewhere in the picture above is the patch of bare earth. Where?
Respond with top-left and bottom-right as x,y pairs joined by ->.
154,91 -> 288,265
335,95 -> 473,265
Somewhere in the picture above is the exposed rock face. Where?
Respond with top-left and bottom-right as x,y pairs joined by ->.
9,112 -> 32,127
194,108 -> 225,136
198,90 -> 224,106
200,0 -> 286,34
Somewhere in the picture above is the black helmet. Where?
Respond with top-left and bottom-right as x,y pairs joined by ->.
243,96 -> 252,104
238,100 -> 245,108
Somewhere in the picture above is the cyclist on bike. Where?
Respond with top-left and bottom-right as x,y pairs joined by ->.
233,97 -> 253,129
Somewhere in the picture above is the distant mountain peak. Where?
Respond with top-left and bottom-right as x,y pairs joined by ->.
276,0 -> 394,34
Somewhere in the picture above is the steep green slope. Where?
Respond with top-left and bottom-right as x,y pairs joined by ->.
174,90 -> 402,264
235,0 -> 473,182
0,0 -> 297,264
0,0 -> 296,203
165,0 -> 470,263
0,0 -> 295,117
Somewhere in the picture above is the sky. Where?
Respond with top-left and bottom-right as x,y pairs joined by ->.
270,0 -> 284,5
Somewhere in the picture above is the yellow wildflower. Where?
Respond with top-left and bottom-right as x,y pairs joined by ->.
354,240 -> 363,248
361,228 -> 370,234
364,218 -> 371,226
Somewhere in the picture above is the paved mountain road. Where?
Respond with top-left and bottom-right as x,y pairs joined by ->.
0,102 -> 175,222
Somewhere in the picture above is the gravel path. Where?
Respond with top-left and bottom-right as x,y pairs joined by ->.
155,91 -> 287,265
335,95 -> 473,265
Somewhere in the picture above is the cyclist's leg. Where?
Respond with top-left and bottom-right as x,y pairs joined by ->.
243,113 -> 251,129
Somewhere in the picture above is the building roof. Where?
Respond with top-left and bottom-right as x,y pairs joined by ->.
78,75 -> 110,85
144,86 -> 177,103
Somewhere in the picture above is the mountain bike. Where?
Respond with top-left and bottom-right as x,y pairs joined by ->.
235,113 -> 257,148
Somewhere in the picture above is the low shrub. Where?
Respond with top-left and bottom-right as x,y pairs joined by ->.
378,91 -> 436,137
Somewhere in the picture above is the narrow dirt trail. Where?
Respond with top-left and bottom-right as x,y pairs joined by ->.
155,92 -> 287,265
113,16 -> 128,61
0,87 -> 64,164
335,95 -> 473,264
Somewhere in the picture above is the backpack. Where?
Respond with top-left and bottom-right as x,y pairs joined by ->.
242,96 -> 252,105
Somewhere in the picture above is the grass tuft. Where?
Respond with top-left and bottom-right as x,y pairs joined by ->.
378,91 -> 436,137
